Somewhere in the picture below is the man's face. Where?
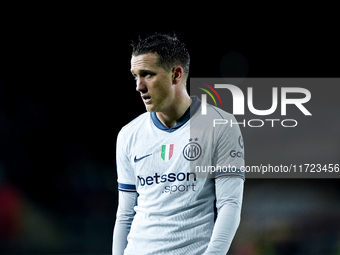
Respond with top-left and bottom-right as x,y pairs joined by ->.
131,53 -> 174,112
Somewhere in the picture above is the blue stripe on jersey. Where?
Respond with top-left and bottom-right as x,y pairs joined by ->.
210,105 -> 225,119
118,182 -> 136,192
215,169 -> 245,180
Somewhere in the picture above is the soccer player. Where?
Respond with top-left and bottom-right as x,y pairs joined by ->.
113,33 -> 245,255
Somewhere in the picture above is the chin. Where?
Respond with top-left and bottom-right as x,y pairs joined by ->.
145,104 -> 156,112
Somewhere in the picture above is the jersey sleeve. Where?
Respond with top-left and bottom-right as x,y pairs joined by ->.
204,177 -> 243,254
116,130 -> 137,192
213,114 -> 245,180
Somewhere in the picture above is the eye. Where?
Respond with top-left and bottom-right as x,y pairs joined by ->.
132,71 -> 155,80
142,72 -> 153,78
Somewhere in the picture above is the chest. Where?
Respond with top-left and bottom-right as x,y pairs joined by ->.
130,128 -> 190,176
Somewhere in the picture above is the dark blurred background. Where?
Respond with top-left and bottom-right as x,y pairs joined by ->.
0,5 -> 339,255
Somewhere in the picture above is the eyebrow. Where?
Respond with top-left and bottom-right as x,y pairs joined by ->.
130,69 -> 156,75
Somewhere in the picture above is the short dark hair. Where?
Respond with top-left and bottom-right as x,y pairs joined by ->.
131,33 -> 190,79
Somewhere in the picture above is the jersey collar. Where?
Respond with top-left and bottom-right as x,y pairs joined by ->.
150,96 -> 201,132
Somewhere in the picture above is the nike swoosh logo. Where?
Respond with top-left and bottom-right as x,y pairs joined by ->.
134,154 -> 152,163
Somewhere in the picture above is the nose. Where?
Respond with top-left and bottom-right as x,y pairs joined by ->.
136,77 -> 147,93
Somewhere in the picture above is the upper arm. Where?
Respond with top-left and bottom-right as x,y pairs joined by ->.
116,130 -> 137,192
213,114 -> 245,180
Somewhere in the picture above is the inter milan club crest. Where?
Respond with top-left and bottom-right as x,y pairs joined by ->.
161,144 -> 174,162
183,138 -> 202,161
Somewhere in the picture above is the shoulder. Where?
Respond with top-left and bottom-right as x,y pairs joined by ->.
192,103 -> 243,149
206,104 -> 236,121
192,103 -> 238,128
118,112 -> 149,139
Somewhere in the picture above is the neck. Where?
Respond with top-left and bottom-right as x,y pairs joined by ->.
156,92 -> 192,128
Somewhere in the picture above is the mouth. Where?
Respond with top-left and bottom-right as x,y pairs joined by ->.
141,95 -> 151,104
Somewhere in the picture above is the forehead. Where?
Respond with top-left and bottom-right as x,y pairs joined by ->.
130,53 -> 160,73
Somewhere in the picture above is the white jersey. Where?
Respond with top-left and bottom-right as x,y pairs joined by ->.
116,96 -> 244,255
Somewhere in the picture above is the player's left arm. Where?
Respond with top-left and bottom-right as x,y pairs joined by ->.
204,113 -> 245,254
204,177 -> 244,255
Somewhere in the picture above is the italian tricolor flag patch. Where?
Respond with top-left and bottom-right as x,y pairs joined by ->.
161,144 -> 174,162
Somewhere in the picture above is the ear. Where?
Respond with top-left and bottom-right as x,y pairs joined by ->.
172,66 -> 184,85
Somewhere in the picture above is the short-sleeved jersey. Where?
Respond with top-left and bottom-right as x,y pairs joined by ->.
116,96 -> 244,255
